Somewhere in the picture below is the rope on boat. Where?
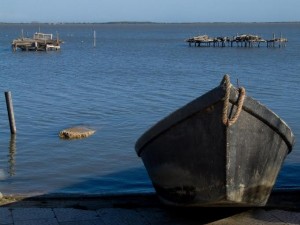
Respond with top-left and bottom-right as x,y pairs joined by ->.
221,74 -> 246,126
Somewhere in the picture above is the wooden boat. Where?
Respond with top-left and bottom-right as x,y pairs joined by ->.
135,74 -> 295,207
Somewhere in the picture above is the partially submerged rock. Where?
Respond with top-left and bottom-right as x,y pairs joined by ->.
59,126 -> 96,139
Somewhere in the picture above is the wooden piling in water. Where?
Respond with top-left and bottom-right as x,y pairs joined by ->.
93,30 -> 96,47
5,91 -> 17,134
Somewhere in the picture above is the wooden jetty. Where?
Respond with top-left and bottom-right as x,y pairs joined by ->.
12,32 -> 62,51
186,33 -> 287,48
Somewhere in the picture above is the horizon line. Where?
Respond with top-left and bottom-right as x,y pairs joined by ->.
1,21 -> 300,25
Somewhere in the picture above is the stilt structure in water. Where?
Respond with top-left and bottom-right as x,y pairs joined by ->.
266,33 -> 288,48
12,32 -> 63,51
186,33 -> 287,48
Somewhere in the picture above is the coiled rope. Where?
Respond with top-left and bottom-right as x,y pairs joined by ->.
221,74 -> 246,127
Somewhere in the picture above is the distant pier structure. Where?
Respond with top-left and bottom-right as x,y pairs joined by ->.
186,33 -> 287,48
12,32 -> 63,51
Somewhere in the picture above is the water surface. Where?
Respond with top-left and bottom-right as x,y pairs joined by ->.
0,23 -> 299,195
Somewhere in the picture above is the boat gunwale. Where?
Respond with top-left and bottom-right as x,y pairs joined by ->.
135,83 -> 295,156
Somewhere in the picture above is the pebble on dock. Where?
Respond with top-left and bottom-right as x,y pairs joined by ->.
59,126 -> 96,139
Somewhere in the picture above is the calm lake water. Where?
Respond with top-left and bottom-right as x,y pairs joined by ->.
0,23 -> 299,196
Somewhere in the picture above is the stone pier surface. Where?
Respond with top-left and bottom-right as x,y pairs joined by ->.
0,190 -> 299,225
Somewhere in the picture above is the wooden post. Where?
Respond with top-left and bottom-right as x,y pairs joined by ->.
93,30 -> 96,47
5,91 -> 17,134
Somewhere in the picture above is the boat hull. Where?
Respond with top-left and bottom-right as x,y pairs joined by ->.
135,80 -> 294,207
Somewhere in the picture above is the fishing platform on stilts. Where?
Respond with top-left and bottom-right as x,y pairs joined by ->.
186,33 -> 287,48
12,32 -> 63,51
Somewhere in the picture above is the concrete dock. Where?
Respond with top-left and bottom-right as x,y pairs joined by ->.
0,190 -> 299,225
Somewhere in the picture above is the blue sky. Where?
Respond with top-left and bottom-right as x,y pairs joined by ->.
1,0 -> 300,23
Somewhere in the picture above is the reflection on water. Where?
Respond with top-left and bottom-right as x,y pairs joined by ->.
0,135 -> 16,181
8,134 -> 16,176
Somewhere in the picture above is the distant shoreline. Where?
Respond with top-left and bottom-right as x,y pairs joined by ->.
0,21 -> 300,25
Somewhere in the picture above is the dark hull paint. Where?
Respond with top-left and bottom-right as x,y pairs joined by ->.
135,78 -> 295,207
